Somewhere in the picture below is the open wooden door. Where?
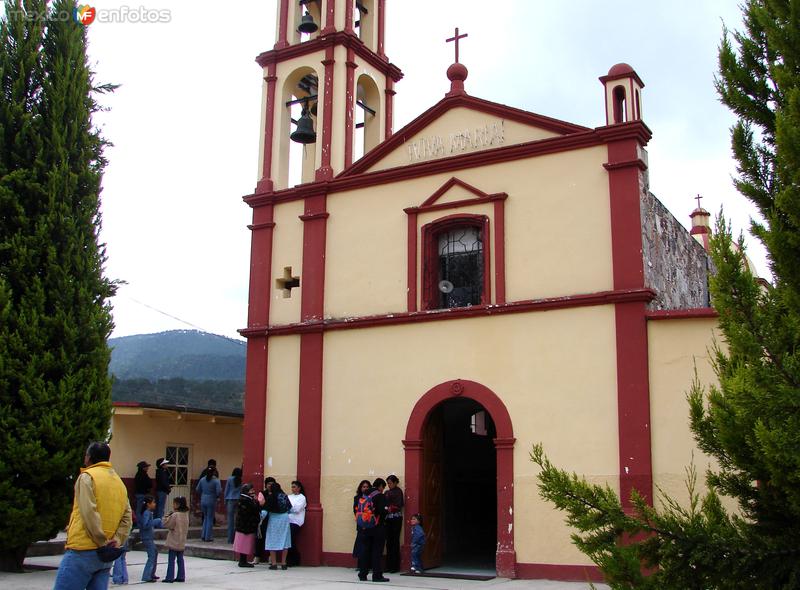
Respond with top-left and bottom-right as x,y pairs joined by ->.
421,406 -> 443,568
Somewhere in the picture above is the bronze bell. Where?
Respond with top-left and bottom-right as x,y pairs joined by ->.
290,108 -> 316,144
298,11 -> 318,34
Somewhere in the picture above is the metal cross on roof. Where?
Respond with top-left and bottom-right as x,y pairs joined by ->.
446,27 -> 468,63
695,193 -> 703,209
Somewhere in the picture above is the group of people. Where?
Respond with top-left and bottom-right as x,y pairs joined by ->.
231,477 -> 307,570
52,442 -> 422,589
352,475 -> 426,583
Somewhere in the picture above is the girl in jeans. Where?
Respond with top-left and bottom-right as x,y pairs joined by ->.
140,496 -> 162,582
161,496 -> 190,583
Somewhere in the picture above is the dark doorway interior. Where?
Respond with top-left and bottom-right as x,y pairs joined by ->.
424,397 -> 497,570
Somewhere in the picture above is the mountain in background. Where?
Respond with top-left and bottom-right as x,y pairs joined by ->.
109,329 -> 246,381
109,330 -> 246,415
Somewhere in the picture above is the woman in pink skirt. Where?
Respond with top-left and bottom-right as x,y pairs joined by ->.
233,484 -> 260,567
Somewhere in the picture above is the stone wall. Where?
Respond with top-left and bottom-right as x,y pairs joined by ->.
640,191 -> 710,310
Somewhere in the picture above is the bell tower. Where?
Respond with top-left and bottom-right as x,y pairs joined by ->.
255,0 -> 404,193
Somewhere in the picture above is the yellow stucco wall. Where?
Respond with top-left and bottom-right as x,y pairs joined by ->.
648,317 -> 721,505
264,335 -> 301,483
322,145 -> 612,320
368,107 -> 561,172
269,199 -> 305,326
309,306 -> 618,565
110,413 -> 243,480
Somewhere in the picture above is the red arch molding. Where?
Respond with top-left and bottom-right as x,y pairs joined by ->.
402,379 -> 517,578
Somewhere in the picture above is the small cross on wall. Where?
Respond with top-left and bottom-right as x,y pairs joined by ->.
276,266 -> 300,298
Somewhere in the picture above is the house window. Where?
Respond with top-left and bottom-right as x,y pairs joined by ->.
165,445 -> 189,487
423,215 -> 488,310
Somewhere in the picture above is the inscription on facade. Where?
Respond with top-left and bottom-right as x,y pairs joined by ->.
406,119 -> 505,163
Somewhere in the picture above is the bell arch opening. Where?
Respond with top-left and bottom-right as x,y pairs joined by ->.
354,73 -> 381,160
278,67 -> 320,188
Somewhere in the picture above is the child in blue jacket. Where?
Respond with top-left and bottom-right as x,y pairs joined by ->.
409,513 -> 425,574
140,495 -> 163,582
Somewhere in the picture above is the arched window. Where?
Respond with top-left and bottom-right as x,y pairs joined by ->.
612,85 -> 627,124
422,215 -> 489,310
354,74 -> 380,160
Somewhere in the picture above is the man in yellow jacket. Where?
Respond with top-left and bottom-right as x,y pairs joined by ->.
54,442 -> 133,590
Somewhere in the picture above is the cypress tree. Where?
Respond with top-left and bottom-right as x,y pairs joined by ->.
531,1 -> 800,587
0,0 -> 116,571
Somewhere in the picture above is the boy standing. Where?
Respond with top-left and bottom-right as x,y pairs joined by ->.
409,514 -> 426,574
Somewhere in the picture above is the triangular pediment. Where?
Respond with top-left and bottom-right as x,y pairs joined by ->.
404,177 -> 507,214
341,93 -> 588,176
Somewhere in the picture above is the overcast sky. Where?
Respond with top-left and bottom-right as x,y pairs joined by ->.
73,1 -> 760,340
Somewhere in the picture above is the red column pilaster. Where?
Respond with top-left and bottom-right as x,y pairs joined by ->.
401,439 -> 423,571
493,199 -> 506,304
605,137 -> 653,509
385,79 -> 395,139
495,437 -> 516,578
345,0 -> 354,33
377,0 -> 386,58
322,0 -> 336,35
406,210 -> 417,311
344,49 -> 357,168
242,205 -> 275,486
316,47 -> 335,181
275,0 -> 290,49
296,191 -> 329,565
256,64 -> 278,194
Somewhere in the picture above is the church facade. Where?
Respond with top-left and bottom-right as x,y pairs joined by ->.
239,0 -> 720,580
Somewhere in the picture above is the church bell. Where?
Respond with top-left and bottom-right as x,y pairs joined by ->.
297,11 -> 319,34
290,107 -> 316,144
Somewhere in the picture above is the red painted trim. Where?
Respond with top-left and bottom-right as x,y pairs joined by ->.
242,202 -> 275,487
323,0 -> 335,35
606,134 -> 653,509
406,211 -> 418,312
690,225 -> 710,235
239,288 -> 656,336
419,176 -> 499,207
244,122 -> 652,205
243,337 -> 268,487
515,562 -> 605,583
296,332 -> 324,565
607,140 -> 645,290
614,302 -> 653,508
300,194 -> 327,320
599,70 -> 645,88
256,65 -> 278,194
420,214 -> 491,310
646,307 -> 718,320
275,0 -> 289,49
321,552 -> 358,568
317,48 -> 336,181
344,0 -> 354,34
603,158 -> 647,171
257,31 -> 404,83
343,93 -> 590,177
113,401 -> 140,407
493,200 -> 506,304
345,49 -> 357,169
404,380 -> 516,578
294,191 -> 329,565
377,0 -> 386,58
385,80 -> 395,138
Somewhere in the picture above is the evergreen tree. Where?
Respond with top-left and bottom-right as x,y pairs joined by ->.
0,0 -> 116,571
531,1 -> 800,587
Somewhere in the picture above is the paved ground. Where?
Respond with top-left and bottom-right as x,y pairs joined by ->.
4,551 -> 608,590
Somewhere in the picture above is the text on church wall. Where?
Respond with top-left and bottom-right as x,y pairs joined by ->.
406,119 -> 505,163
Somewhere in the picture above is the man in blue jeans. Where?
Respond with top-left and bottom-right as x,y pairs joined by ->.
54,442 -> 132,590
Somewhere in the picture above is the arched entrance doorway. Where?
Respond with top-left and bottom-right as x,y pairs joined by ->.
404,379 -> 516,578
422,398 -> 497,569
